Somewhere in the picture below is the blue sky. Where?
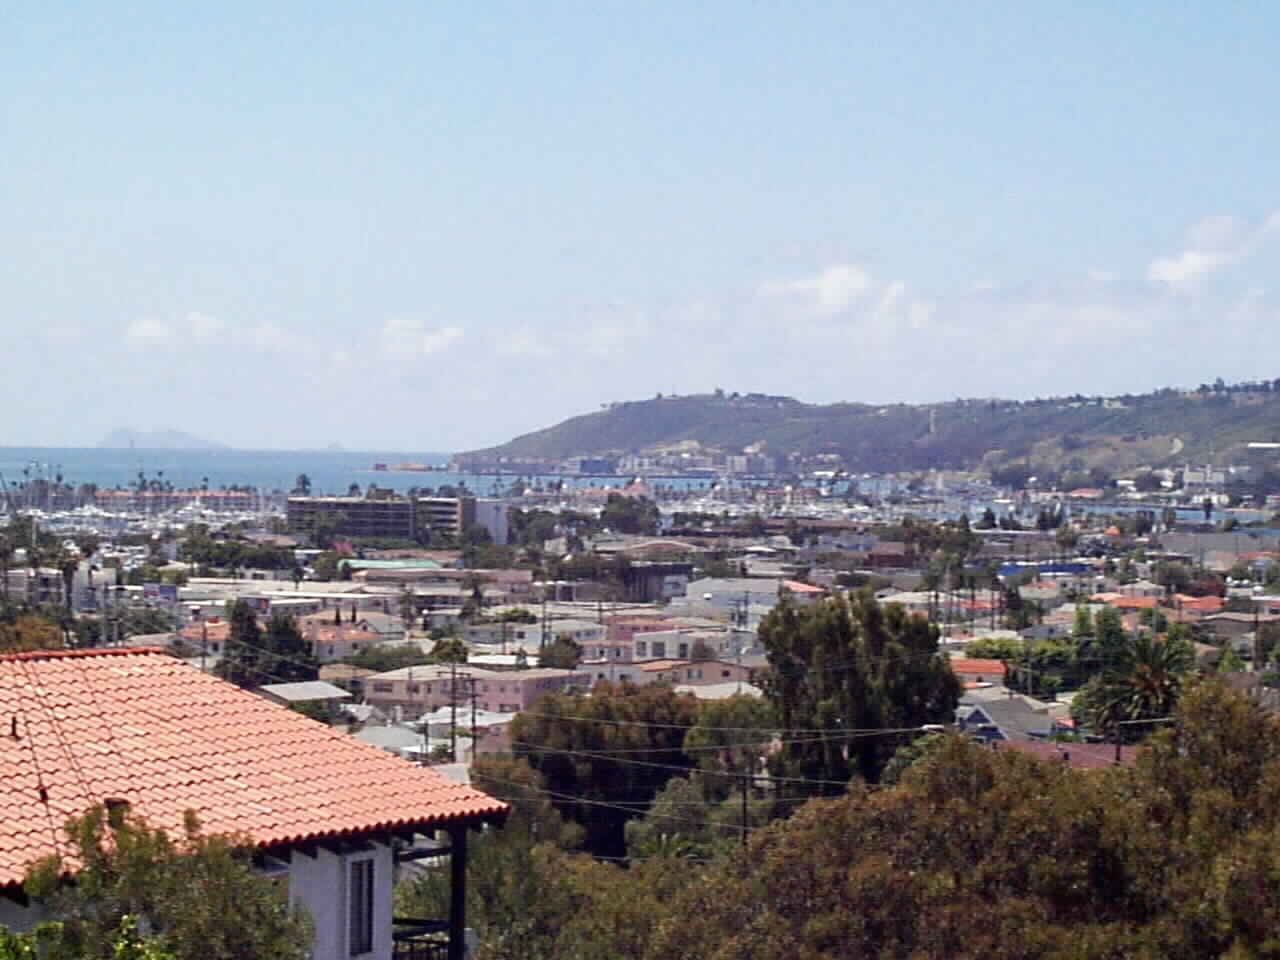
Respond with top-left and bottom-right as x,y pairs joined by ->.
5,2 -> 1280,450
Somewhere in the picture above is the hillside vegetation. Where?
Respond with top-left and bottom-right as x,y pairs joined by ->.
460,382 -> 1280,474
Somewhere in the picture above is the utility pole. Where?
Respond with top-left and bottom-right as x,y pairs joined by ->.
449,662 -> 458,761
469,675 -> 478,761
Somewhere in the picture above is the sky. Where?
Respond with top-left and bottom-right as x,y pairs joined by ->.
5,1 -> 1280,451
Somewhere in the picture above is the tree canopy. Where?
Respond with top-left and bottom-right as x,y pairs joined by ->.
759,591 -> 961,790
18,807 -> 310,960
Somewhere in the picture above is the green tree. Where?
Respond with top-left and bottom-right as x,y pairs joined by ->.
23,807 -> 310,960
759,591 -> 961,791
537,635 -> 582,669
0,531 -> 14,604
0,611 -> 63,653
1087,630 -> 1194,737
215,602 -> 315,687
964,634 -> 1024,661
429,635 -> 469,663
511,683 -> 699,857
599,494 -> 660,536
343,642 -> 432,673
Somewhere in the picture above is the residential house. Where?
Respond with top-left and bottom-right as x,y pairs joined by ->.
1202,611 -> 1280,643
780,579 -> 825,604
0,647 -> 506,960
605,616 -> 681,659
683,577 -> 780,616
673,681 -> 764,700
986,739 -> 1138,768
319,663 -> 376,697
948,658 -> 1008,686
177,617 -> 231,657
356,612 -> 408,644
364,665 -> 586,715
259,680 -> 353,719
304,624 -> 382,662
956,696 -> 1056,742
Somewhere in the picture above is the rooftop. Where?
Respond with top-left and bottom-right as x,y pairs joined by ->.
0,648 -> 506,889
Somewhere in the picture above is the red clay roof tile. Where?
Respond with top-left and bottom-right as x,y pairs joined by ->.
0,648 -> 506,888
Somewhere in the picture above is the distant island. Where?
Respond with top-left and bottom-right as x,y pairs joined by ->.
97,428 -> 230,450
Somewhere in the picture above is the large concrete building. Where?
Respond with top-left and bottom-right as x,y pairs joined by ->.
287,494 -> 500,543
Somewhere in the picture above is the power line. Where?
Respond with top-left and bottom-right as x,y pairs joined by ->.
511,706 -> 939,737
475,772 -> 749,835
509,738 -> 899,790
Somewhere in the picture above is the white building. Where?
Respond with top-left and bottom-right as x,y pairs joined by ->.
0,648 -> 506,960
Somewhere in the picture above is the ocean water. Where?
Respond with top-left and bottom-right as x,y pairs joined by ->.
0,447 -> 452,497
0,447 -> 726,498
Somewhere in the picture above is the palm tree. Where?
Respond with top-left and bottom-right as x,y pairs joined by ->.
1094,631 -> 1193,734
55,548 -> 81,611
0,533 -> 12,605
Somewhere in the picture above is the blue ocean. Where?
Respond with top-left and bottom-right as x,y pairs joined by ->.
0,448 -> 716,497
0,447 -> 457,497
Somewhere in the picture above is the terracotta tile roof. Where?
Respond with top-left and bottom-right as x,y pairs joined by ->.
1094,593 -> 1158,610
781,579 -> 825,594
1173,594 -> 1224,613
0,648 -> 507,888
991,739 -> 1138,769
949,658 -> 1008,678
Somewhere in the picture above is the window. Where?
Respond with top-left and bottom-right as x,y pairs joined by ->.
371,682 -> 393,693
348,858 -> 374,956
652,642 -> 666,658
678,643 -> 689,659
635,641 -> 647,657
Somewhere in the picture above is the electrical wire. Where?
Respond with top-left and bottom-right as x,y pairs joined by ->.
508,739 -> 889,790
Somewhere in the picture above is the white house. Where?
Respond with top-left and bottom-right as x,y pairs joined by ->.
0,648 -> 507,960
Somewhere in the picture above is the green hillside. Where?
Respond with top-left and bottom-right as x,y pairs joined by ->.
459,383 -> 1280,474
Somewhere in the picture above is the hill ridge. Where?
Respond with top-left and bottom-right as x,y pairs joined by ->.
458,382 -> 1280,475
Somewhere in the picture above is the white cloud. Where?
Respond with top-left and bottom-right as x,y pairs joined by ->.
185,311 -> 225,342
1147,248 -> 1236,296
380,317 -> 464,357
493,325 -> 553,359
1148,211 -> 1280,295
238,321 -> 289,352
125,318 -> 173,343
761,263 -> 871,313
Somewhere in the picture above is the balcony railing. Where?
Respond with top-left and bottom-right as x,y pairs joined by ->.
392,917 -> 450,960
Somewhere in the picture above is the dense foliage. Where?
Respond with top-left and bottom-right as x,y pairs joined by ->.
215,601 -> 317,688
510,683 -> 700,856
760,591 -> 961,789
18,808 -> 309,960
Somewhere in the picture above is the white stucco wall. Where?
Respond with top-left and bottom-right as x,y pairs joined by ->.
288,842 -> 394,960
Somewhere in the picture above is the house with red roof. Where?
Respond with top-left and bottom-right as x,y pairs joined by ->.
780,579 -> 825,604
0,648 -> 506,960
949,658 -> 1008,684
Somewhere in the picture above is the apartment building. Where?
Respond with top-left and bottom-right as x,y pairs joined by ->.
286,494 -> 497,543
364,664 -> 585,715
